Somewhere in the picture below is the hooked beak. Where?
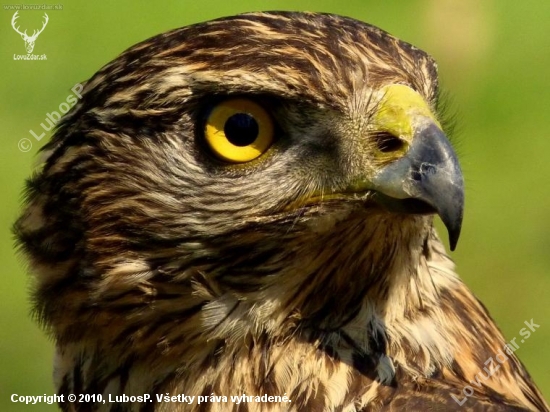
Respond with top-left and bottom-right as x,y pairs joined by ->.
371,122 -> 464,250
364,84 -> 464,250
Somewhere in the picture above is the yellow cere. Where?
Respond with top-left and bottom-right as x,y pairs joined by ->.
373,84 -> 441,142
204,98 -> 274,163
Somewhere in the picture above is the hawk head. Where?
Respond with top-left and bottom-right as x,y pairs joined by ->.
15,11 -> 546,412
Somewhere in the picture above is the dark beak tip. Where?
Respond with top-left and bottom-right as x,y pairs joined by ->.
441,206 -> 463,252
449,232 -> 459,252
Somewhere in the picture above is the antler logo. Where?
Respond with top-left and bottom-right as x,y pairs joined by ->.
11,11 -> 49,54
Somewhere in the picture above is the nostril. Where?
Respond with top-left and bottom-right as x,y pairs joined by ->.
374,132 -> 405,153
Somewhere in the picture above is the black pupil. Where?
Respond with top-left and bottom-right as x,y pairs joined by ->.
224,113 -> 259,146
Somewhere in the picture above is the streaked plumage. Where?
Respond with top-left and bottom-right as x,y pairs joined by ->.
15,11 -> 548,412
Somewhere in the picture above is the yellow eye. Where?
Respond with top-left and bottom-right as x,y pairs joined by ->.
204,99 -> 275,163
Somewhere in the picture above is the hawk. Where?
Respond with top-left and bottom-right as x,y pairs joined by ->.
15,11 -> 548,412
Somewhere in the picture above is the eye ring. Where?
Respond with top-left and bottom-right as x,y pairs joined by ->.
204,98 -> 275,163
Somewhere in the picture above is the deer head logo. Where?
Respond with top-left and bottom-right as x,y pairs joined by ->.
11,11 -> 49,54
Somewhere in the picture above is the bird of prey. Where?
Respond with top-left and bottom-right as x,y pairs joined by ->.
15,11 -> 548,412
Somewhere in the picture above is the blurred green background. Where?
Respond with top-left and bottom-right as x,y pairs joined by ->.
0,0 -> 548,410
